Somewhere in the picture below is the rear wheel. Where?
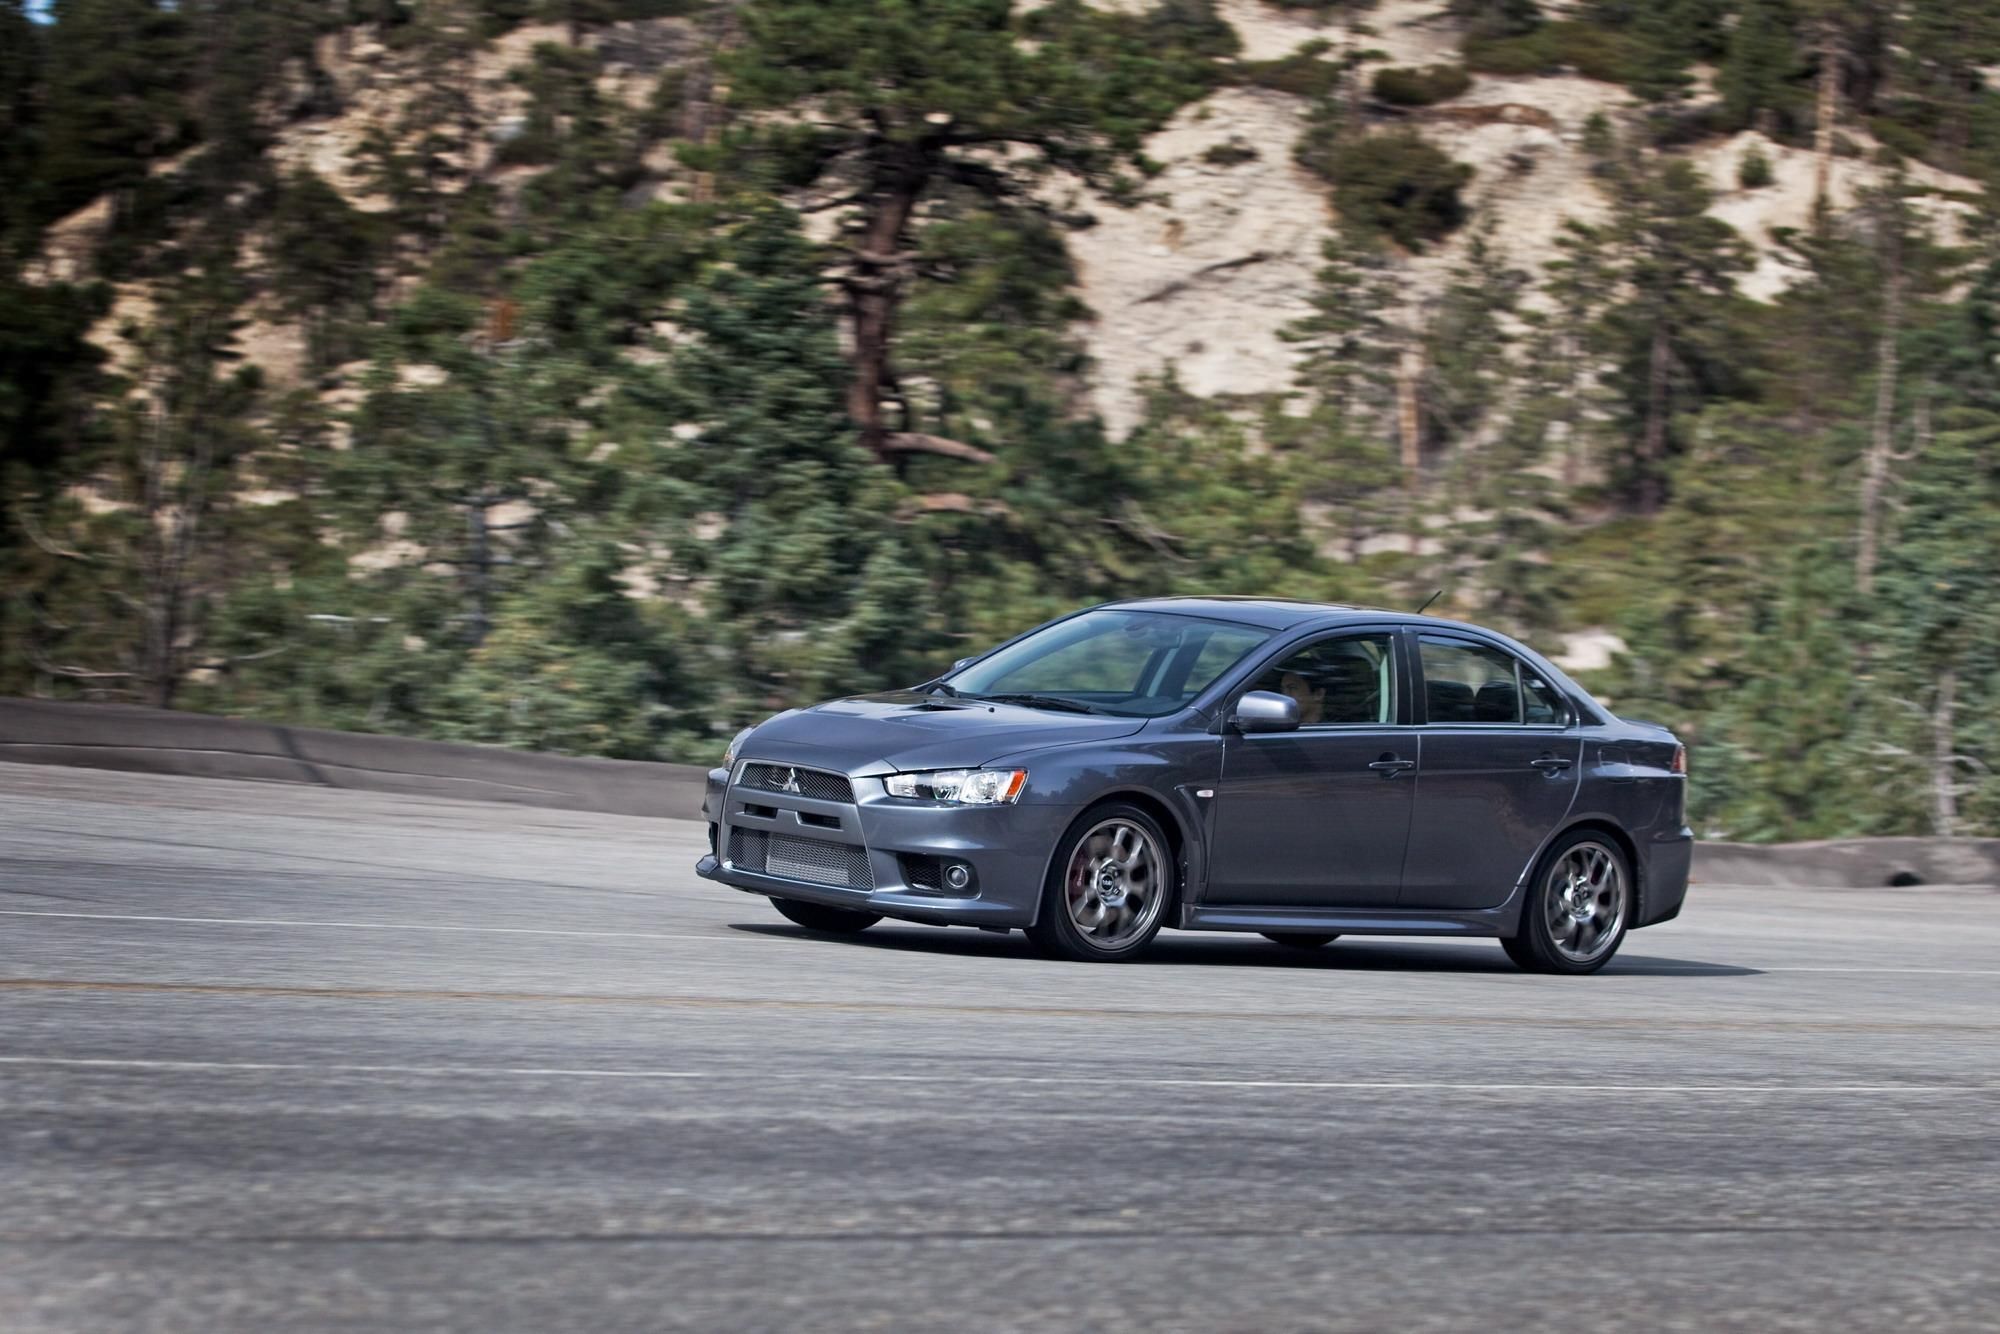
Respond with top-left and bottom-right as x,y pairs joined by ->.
1262,932 -> 1339,950
1026,804 -> 1175,963
1502,831 -> 1631,975
769,897 -> 881,934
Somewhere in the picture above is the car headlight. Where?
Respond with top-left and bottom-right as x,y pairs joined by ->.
722,726 -> 755,769
883,769 -> 1027,805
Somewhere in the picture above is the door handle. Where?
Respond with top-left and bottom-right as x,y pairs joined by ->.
1368,756 -> 1416,776
1530,756 -> 1573,773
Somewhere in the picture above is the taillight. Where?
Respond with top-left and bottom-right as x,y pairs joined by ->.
1671,745 -> 1687,775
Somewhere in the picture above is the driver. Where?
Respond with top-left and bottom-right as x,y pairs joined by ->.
1277,671 -> 1325,726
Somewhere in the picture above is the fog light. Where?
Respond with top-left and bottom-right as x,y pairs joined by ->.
944,862 -> 972,891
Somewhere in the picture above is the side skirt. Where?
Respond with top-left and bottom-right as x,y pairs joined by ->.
1179,897 -> 1524,939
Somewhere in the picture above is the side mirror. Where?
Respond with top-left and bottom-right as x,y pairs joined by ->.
1232,690 -> 1300,734
950,657 -> 975,674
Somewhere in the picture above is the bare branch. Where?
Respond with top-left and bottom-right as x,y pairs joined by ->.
1102,502 -> 1193,563
799,190 -> 866,214
1134,251 -> 1274,306
898,492 -> 1015,520
26,646 -> 137,680
194,643 -> 293,671
19,512 -> 94,563
880,432 -> 997,465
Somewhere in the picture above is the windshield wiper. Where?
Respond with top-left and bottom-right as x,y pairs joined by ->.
974,692 -> 1104,715
917,679 -> 963,698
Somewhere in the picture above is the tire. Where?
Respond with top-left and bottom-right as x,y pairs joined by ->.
1026,803 -> 1176,962
1502,829 -> 1633,975
769,896 -> 881,934
1262,932 -> 1339,950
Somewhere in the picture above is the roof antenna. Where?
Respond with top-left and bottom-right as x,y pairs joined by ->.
1415,589 -> 1443,615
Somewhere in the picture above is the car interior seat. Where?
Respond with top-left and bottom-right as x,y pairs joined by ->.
1474,679 -> 1520,723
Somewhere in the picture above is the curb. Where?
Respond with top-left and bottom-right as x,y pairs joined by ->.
0,698 -> 709,821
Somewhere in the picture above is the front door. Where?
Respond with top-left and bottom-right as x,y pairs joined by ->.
1205,631 -> 1415,908
1399,632 -> 1583,910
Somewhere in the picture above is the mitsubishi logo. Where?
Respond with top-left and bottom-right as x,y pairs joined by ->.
778,767 -> 802,795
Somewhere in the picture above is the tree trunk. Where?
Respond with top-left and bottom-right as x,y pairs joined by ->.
1397,342 -> 1424,555
466,498 -> 491,648
1811,26 -> 1840,213
1559,331 -> 1583,490
1932,666 -> 1957,838
1638,320 -> 1671,514
846,172 -> 923,462
1855,214 -> 1903,598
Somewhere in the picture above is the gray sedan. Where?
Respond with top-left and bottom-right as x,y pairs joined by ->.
697,598 -> 1691,972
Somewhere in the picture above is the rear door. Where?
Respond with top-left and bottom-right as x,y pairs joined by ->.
1398,632 -> 1583,910
1205,630 -> 1415,909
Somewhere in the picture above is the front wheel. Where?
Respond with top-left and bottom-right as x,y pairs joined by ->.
769,897 -> 881,934
1026,804 -> 1175,962
1503,831 -> 1632,975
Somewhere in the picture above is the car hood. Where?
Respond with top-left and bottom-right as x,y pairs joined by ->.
739,691 -> 1147,776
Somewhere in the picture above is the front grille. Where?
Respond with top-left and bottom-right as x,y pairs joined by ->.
738,762 -> 854,804
729,829 -> 874,889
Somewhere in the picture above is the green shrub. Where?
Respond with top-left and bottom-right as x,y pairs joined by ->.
1738,143 -> 1774,189
1464,21 -> 1637,85
1867,115 -> 1931,165
1201,136 -> 1260,166
1371,63 -> 1473,107
1300,129 -> 1474,250
1235,40 -> 1345,99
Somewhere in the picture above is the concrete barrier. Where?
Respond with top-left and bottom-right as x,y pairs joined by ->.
0,698 -> 709,820
1692,836 -> 2000,889
4,698 -> 1996,885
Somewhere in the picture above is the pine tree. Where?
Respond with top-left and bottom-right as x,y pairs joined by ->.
665,203 -> 929,723
1600,154 -> 1752,512
1419,228 -> 1525,476
1717,0 -> 1802,135
36,0 -> 192,227
1870,407 -> 2000,835
340,291 -> 589,651
269,170 -> 381,377
10,261 -> 269,707
1893,2 -> 2000,173
1278,227 -> 1405,563
724,0 -> 1218,466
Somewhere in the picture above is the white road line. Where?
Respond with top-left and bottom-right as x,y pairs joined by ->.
0,1055 -> 1991,1095
0,908 -> 748,944
1761,967 -> 2000,976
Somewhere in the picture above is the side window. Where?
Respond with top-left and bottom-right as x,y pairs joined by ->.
1419,636 -> 1522,724
1247,634 -> 1395,726
1418,636 -> 1569,726
1520,669 -> 1569,725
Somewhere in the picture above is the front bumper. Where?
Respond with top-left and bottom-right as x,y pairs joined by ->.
696,761 -> 1073,928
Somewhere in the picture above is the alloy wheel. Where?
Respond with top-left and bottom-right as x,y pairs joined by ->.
1063,818 -> 1166,950
1542,840 -> 1627,965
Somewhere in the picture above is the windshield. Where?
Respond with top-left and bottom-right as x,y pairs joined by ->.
943,609 -> 1273,718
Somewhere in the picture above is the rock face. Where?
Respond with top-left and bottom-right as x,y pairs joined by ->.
1065,88 -> 1329,438
27,1 -> 1985,436
1056,2 -> 1982,437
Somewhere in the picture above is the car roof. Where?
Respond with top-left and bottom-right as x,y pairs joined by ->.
1106,596 -> 1421,631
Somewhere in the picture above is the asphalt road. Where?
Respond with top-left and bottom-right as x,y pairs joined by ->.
2,762 -> 1997,1333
